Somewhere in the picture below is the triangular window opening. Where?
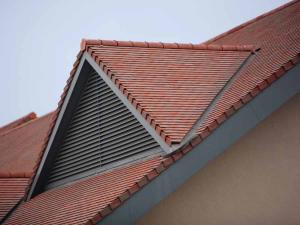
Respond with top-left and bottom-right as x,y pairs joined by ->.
45,69 -> 160,189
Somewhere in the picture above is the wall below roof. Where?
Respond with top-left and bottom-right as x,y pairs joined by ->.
136,90 -> 300,225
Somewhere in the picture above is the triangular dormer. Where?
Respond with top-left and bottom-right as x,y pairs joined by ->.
29,40 -> 253,198
29,57 -> 163,196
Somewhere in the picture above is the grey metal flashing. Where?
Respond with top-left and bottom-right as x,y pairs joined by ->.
27,56 -> 89,200
45,148 -> 162,190
84,52 -> 173,154
97,64 -> 300,225
180,51 -> 257,146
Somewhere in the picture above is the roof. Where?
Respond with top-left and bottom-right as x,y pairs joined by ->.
0,112 -> 54,176
198,0 -> 300,134
0,178 -> 28,222
0,112 -> 37,135
82,41 -> 254,145
4,156 -> 163,225
0,112 -> 54,222
2,0 -> 300,224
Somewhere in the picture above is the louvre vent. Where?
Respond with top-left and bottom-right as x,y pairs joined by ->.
46,70 -> 160,188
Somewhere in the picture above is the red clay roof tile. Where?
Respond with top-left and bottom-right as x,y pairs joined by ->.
0,178 -> 29,222
84,41 -> 252,144
0,113 -> 54,222
0,112 -> 54,176
197,0 -> 300,135
4,157 -> 163,225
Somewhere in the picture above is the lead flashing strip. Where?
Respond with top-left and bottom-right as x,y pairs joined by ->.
179,48 -> 258,146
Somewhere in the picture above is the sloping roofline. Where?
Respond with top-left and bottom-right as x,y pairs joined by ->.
0,112 -> 37,135
204,0 -> 299,44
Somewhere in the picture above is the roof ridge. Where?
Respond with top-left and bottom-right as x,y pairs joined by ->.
204,0 -> 299,44
0,172 -> 31,178
81,39 -> 256,52
0,112 -> 37,135
0,111 -> 54,137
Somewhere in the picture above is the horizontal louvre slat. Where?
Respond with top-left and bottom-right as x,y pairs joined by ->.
76,96 -> 100,110
49,156 -> 100,179
53,142 -> 99,165
64,121 -> 99,139
99,100 -> 122,113
74,101 -> 99,116
51,150 -> 99,174
71,108 -> 99,124
100,118 -> 137,136
47,69 -> 159,188
48,160 -> 99,182
100,113 -> 133,132
60,133 -> 99,152
102,143 -> 159,166
68,113 -> 99,130
101,135 -> 154,155
79,85 -> 100,101
99,101 -> 124,116
100,125 -> 146,146
99,93 -> 119,106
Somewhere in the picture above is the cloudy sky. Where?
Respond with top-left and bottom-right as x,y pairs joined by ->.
0,0 -> 290,126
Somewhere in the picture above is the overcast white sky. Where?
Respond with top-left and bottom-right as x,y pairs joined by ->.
0,0 -> 290,126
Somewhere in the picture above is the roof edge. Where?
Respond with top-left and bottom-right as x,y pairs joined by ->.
25,50 -> 86,200
0,172 -> 31,178
203,0 -> 299,44
0,112 -> 37,135
81,39 -> 257,52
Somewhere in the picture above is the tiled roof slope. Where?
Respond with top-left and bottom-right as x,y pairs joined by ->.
0,178 -> 29,222
0,112 -> 36,135
0,113 -> 54,222
0,112 -> 54,176
4,156 -> 163,225
197,0 -> 300,134
84,41 -> 253,144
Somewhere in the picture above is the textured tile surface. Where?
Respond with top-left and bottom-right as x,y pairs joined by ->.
4,157 -> 163,225
198,0 -> 300,133
86,42 -> 251,143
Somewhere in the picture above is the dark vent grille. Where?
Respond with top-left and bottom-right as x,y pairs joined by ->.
46,71 -> 159,187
